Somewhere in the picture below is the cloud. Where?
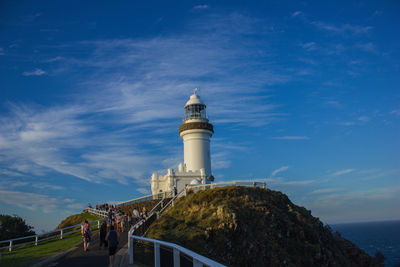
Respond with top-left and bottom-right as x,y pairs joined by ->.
264,177 -> 317,186
299,42 -> 317,51
22,68 -> 46,76
0,190 -> 58,213
0,168 -> 25,177
66,203 -> 84,210
357,116 -> 369,122
137,188 -> 150,195
312,21 -> 373,35
193,5 -> 209,9
271,136 -> 310,140
311,188 -> 342,194
356,42 -> 375,52
324,100 -> 342,109
0,47 -> 4,55
32,183 -> 64,190
390,110 -> 400,116
292,11 -> 303,17
271,166 -> 289,177
332,169 -> 355,176
372,10 -> 383,17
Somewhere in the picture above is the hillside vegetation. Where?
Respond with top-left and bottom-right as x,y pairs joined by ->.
146,186 -> 380,267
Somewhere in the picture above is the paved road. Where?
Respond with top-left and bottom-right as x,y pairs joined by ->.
44,230 -> 128,267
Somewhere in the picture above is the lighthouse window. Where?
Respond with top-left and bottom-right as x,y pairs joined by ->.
186,104 -> 206,119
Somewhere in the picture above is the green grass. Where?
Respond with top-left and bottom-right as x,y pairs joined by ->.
0,228 -> 99,267
0,213 -> 101,267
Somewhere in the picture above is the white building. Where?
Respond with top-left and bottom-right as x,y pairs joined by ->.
150,92 -> 214,195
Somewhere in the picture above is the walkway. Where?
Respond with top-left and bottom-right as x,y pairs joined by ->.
42,230 -> 128,267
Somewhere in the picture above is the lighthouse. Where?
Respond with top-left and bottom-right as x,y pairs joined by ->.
150,91 -> 214,195
179,92 -> 213,177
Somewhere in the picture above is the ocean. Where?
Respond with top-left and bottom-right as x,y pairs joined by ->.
332,220 -> 400,267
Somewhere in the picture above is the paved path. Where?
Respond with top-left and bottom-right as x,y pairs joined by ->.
43,231 -> 128,267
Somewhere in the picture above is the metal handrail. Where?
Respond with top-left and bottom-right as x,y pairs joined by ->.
117,190 -> 173,207
0,216 -> 103,252
149,191 -> 173,214
130,235 -> 226,267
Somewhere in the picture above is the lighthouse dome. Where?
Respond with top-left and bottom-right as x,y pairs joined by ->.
184,93 -> 205,108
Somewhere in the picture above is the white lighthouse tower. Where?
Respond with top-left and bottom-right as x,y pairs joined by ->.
179,92 -> 213,177
150,91 -> 214,195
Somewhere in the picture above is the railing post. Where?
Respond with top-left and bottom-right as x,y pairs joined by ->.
129,236 -> 134,264
193,259 -> 202,267
60,229 -> 63,240
154,243 -> 160,267
9,240 -> 12,252
173,248 -> 180,267
97,220 -> 100,229
35,235 -> 38,246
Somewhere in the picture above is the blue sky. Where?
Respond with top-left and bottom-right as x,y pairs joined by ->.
0,1 -> 399,232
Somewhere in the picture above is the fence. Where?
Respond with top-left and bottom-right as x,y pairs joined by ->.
86,207 -> 108,217
129,235 -> 226,267
186,181 -> 266,194
0,218 -> 103,252
117,190 -> 173,207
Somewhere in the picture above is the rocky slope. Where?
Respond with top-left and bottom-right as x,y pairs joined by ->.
146,186 -> 381,267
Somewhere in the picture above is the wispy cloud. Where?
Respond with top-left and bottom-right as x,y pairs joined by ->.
356,42 -> 375,52
332,169 -> 355,176
0,190 -> 58,213
193,5 -> 209,10
311,188 -> 342,194
0,47 -> 4,55
0,169 -> 25,177
357,116 -> 369,122
299,42 -> 317,51
312,21 -> 373,35
137,188 -> 150,195
265,177 -> 317,186
292,11 -> 303,17
22,68 -> 46,76
271,166 -> 289,177
390,110 -> 400,116
271,136 -> 310,140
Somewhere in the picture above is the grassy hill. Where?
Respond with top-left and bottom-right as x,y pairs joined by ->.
146,186 -> 381,267
57,212 -> 100,229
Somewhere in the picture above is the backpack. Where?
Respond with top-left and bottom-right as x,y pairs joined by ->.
83,224 -> 91,237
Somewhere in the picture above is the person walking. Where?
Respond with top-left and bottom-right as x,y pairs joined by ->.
106,225 -> 120,267
81,220 -> 91,252
99,221 -> 108,249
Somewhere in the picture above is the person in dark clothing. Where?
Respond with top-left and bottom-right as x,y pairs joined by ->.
105,225 -> 119,267
99,221 -> 108,248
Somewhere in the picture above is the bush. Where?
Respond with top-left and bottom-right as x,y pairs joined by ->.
0,214 -> 35,240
